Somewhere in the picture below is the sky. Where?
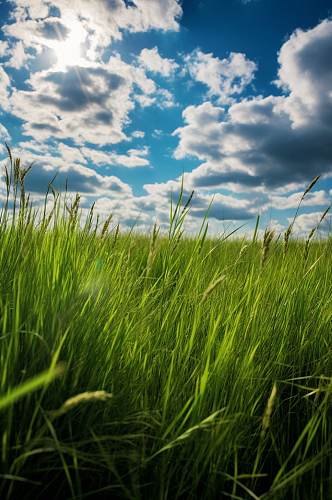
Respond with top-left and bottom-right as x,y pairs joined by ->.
0,0 -> 332,236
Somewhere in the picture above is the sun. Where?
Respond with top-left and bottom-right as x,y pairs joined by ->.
51,19 -> 87,69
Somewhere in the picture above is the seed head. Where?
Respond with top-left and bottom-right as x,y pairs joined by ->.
262,383 -> 277,432
50,390 -> 113,418
201,275 -> 226,303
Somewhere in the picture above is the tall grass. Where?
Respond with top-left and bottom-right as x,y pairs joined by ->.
0,150 -> 331,499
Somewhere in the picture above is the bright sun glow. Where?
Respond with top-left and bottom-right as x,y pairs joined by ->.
51,19 -> 87,69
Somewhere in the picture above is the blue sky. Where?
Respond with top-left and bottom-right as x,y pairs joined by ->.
0,0 -> 332,235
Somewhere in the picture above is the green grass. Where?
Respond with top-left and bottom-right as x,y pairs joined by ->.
0,155 -> 331,499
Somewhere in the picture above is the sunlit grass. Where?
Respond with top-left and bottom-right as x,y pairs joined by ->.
0,150 -> 331,499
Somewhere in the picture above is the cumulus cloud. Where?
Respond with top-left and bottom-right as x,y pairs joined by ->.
173,20 -> 332,194
9,55 -> 158,145
173,102 -> 226,161
4,0 -> 182,63
2,3 -> 332,233
276,19 -> 332,127
2,0 -> 182,148
269,190 -> 330,210
292,212 -> 332,236
143,178 -> 258,221
185,49 -> 257,103
10,150 -> 133,197
139,47 -> 179,77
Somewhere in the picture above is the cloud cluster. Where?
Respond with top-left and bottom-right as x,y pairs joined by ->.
9,55 -> 158,144
2,0 -> 182,147
4,0 -> 182,56
173,20 -> 332,195
18,140 -> 150,169
9,150 -> 133,197
142,178 -> 258,222
292,212 -> 332,236
1,2 -> 332,233
0,0 -> 184,228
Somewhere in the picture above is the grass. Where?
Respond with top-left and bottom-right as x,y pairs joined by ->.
0,151 -> 331,499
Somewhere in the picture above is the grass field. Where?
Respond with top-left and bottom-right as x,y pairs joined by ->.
0,154 -> 331,499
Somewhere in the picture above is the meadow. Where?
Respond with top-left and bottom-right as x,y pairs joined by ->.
0,152 -> 331,499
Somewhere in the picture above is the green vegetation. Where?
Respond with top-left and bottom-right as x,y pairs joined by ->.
0,151 -> 331,499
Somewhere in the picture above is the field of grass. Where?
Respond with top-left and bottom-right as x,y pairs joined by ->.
0,155 -> 331,499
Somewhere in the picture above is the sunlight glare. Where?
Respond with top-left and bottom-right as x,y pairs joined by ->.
52,19 -> 87,69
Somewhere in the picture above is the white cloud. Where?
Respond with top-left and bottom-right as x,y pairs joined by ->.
57,143 -> 88,164
0,124 -> 10,144
269,190 -> 330,210
0,66 -> 11,112
81,146 -> 150,168
131,0 -> 183,32
185,49 -> 257,103
0,42 -> 8,58
142,178 -> 258,221
291,212 -> 332,236
109,154 -> 149,168
134,84 -> 177,109
6,41 -> 31,69
9,55 -> 157,145
135,94 -> 156,108
172,20 -> 332,194
152,129 -> 163,138
127,146 -> 149,157
139,47 -> 178,77
173,102 -> 226,160
4,0 -> 182,61
13,149 -> 133,197
132,130 -> 145,139
276,19 -> 332,127
157,88 -> 177,108
2,4 -> 332,233
3,0 -> 181,150
18,140 -> 55,155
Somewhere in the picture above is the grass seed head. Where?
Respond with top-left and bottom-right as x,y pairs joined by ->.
239,244 -> 249,259
51,390 -> 113,418
101,213 -> 113,238
146,223 -> 159,275
261,229 -> 275,266
283,225 -> 292,255
262,383 -> 277,432
302,175 -> 320,199
201,275 -> 226,303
